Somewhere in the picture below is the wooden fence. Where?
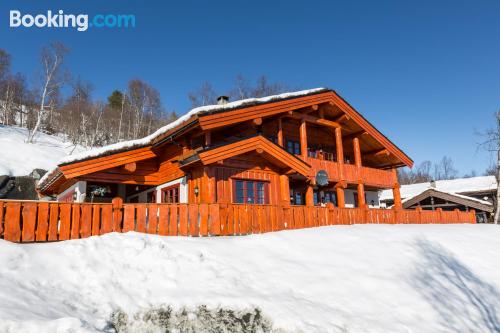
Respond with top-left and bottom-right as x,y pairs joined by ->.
0,199 -> 476,243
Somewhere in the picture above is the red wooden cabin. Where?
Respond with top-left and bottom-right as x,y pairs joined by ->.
37,88 -> 412,209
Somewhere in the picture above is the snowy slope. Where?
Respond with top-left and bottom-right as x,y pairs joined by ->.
1,225 -> 499,333
0,125 -> 85,176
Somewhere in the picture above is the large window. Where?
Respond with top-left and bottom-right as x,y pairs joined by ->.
234,180 -> 269,204
161,184 -> 180,203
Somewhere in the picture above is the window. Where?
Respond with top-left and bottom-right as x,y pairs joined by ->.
286,139 -> 300,155
313,190 -> 337,206
161,184 -> 180,203
234,180 -> 269,204
147,191 -> 156,203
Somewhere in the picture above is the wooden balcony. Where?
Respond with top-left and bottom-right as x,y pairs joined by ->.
305,157 -> 396,188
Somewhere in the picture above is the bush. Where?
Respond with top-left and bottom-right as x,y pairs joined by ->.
109,305 -> 274,333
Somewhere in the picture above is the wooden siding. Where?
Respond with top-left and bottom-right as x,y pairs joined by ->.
0,200 -> 475,242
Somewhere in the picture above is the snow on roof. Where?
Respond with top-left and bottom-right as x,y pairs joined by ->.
38,88 -> 327,189
380,176 -> 497,201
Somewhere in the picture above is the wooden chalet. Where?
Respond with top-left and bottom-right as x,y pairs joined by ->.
37,88 -> 413,209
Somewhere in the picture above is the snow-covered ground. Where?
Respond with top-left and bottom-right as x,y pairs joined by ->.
1,224 -> 499,333
0,125 -> 85,176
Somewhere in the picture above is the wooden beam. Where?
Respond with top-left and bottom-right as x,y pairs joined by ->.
288,112 -> 340,128
205,131 -> 211,147
252,117 -> 263,126
334,113 -> 350,123
122,162 -> 137,173
364,148 -> 390,157
342,130 -> 366,141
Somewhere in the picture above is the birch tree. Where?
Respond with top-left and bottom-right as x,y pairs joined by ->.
27,42 -> 68,143
479,110 -> 500,224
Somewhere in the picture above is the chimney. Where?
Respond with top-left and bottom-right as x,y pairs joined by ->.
217,95 -> 229,105
430,179 -> 436,188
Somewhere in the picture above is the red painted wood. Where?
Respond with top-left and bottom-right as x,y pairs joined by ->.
91,205 -> 101,236
147,204 -> 158,234
59,203 -> 72,240
70,204 -> 81,239
48,203 -> 59,241
21,202 -> 37,242
35,202 -> 50,241
100,205 -> 113,234
80,205 -> 92,238
122,205 -> 135,232
4,202 -> 21,242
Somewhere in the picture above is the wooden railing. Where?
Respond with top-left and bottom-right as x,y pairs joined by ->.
0,200 -> 476,243
306,157 -> 395,188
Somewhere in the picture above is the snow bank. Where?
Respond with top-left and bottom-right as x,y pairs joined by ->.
380,176 -> 497,201
1,224 -> 499,332
0,125 -> 85,177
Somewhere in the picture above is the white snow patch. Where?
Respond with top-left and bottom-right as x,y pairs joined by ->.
0,125 -> 86,177
380,176 -> 497,201
1,224 -> 499,332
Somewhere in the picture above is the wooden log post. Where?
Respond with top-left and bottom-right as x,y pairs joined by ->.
335,127 -> 345,179
279,175 -> 291,206
112,197 -> 124,232
353,137 -> 366,208
277,118 -> 284,147
300,118 -> 308,160
391,169 -> 402,210
305,183 -> 314,206
335,181 -> 346,208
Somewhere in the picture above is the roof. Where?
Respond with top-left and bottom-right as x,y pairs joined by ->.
401,188 -> 493,212
38,87 -> 413,192
380,176 -> 497,201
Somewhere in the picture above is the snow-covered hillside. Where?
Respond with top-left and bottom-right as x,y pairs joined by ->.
0,125 -> 85,176
1,225 -> 499,333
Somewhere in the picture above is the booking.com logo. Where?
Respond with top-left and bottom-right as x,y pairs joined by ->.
9,10 -> 135,32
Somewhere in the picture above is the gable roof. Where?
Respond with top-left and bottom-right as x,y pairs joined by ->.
380,176 -> 497,201
38,87 -> 413,192
402,188 -> 493,212
194,135 -> 311,177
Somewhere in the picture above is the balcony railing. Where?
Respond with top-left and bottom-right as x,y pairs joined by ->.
305,157 -> 395,188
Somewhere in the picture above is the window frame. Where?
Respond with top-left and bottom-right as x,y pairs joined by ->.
232,179 -> 270,205
161,184 -> 180,203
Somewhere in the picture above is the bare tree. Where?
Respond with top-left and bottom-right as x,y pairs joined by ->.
479,110 -> 500,224
188,81 -> 217,107
433,156 -> 458,180
27,42 -> 69,143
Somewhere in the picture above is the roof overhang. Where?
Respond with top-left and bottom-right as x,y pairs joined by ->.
183,135 -> 311,177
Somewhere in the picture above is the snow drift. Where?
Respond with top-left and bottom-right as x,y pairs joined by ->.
0,224 -> 499,333
0,125 -> 85,176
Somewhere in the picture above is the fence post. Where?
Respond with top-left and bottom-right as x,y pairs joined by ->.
112,197 -> 124,232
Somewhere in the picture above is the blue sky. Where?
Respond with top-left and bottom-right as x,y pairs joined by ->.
1,0 -> 499,175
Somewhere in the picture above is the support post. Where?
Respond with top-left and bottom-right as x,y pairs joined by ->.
357,183 -> 366,208
353,137 -> 362,168
300,119 -> 307,159
277,118 -> 284,147
335,127 -> 344,179
391,168 -> 402,209
305,184 -> 314,206
335,182 -> 345,208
